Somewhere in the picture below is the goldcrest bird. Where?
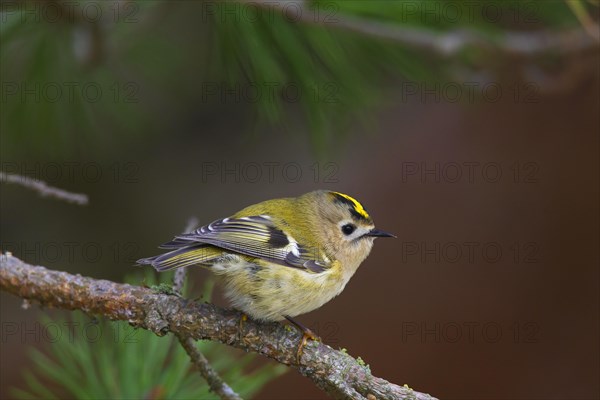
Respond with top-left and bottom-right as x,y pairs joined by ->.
137,190 -> 394,340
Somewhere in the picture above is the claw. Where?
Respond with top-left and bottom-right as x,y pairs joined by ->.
284,315 -> 321,364
238,313 -> 248,341
296,330 -> 320,363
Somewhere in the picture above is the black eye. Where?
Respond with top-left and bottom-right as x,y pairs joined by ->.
341,224 -> 356,235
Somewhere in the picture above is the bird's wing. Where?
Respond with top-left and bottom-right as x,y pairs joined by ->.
137,244 -> 225,272
164,216 -> 330,273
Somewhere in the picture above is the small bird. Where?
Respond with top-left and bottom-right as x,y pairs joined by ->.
137,190 -> 394,357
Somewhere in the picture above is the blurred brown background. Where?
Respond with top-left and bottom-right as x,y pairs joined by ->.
1,1 -> 599,399
3,78 -> 599,398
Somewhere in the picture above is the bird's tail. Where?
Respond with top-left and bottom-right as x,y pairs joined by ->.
136,244 -> 223,272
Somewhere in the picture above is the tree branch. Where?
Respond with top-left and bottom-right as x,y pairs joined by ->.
0,253 -> 437,400
245,0 -> 599,56
0,171 -> 89,205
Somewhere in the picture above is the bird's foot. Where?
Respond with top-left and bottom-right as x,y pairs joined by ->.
284,315 -> 321,364
238,313 -> 248,341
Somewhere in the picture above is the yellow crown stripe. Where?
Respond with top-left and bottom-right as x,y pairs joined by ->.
331,192 -> 370,219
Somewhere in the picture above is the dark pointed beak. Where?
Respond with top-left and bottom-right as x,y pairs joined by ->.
366,229 -> 396,238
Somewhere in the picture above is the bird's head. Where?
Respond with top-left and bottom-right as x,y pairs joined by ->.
301,190 -> 395,270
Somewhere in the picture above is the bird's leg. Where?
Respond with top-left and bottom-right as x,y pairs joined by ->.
238,313 -> 248,340
284,315 -> 321,364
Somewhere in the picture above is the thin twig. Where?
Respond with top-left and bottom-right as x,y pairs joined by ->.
243,0 -> 599,56
0,253 -> 437,400
172,217 -> 199,294
177,334 -> 243,400
0,171 -> 89,205
170,217 -> 241,400
172,266 -> 188,295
